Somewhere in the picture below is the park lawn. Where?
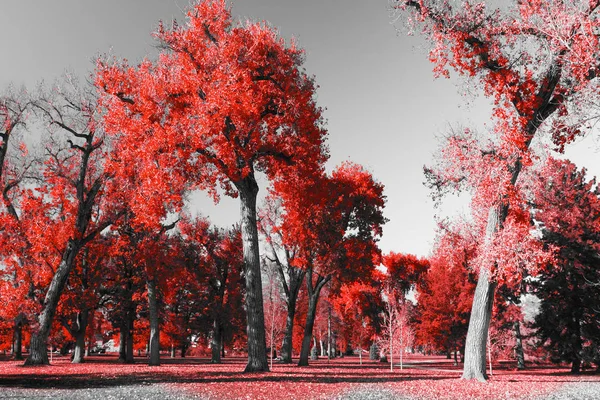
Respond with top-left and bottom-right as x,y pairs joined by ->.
0,354 -> 598,399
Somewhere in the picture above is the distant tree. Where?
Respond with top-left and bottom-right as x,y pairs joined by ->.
333,282 -> 382,365
273,162 -> 386,366
416,229 -> 476,364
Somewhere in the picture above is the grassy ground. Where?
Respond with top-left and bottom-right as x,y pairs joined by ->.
0,354 -> 598,399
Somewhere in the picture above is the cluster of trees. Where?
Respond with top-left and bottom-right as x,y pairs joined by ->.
2,0 -> 600,383
392,0 -> 600,381
0,0 -> 391,371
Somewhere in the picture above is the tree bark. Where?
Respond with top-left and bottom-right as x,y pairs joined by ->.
279,267 -> 304,363
118,329 -> 127,362
236,175 -> 269,372
25,241 -> 80,365
211,319 -> 222,363
13,316 -> 23,361
147,277 -> 160,366
71,310 -> 89,363
514,321 -> 525,370
298,269 -> 329,366
299,294 -> 319,366
462,202 -> 506,381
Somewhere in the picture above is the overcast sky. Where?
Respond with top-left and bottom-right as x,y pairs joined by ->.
1,0 -> 598,257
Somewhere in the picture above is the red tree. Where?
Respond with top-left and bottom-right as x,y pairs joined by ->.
274,162 -> 387,366
96,0 -> 327,372
395,0 -> 600,380
416,229 -> 476,363
1,80 -> 119,366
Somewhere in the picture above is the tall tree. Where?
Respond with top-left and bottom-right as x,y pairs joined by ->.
395,0 -> 600,380
17,80 -> 118,365
96,0 -> 327,372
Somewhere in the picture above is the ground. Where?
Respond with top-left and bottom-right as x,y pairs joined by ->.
0,354 -> 598,399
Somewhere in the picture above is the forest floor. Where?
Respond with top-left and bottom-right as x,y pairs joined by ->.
0,353 -> 598,399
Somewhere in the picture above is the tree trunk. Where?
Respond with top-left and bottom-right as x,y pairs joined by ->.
72,310 -> 89,363
181,344 -> 187,358
126,317 -> 134,363
454,348 -> 459,366
462,264 -> 497,381
13,318 -> 23,361
147,277 -> 160,366
118,329 -> 127,362
279,269 -> 304,364
320,339 -> 325,357
236,176 -> 269,373
211,319 -> 222,363
514,321 -> 525,370
299,294 -> 319,366
25,241 -> 80,365
462,202 -> 506,381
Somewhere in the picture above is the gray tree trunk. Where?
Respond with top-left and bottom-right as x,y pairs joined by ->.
514,321 -> 525,370
461,264 -> 497,381
236,176 -> 268,372
118,329 -> 127,362
13,316 -> 23,360
71,310 -> 89,363
26,241 -> 80,365
147,277 -> 160,366
279,269 -> 304,364
211,319 -> 222,363
299,291 -> 320,366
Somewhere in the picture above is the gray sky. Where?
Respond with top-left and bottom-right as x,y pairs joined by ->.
1,0 -> 598,257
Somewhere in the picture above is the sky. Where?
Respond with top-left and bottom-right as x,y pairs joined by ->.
1,0 -> 599,257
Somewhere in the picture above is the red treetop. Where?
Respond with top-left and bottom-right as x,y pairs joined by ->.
96,0 -> 327,227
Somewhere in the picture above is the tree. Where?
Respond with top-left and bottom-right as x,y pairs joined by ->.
258,196 -> 306,363
178,217 -> 245,364
273,162 -> 386,366
333,282 -> 382,365
16,80 -> 118,366
530,158 -> 600,373
96,0 -> 327,372
395,0 -> 600,380
416,229 -> 476,364
378,253 -> 427,370
262,259 -> 287,369
377,281 -> 414,372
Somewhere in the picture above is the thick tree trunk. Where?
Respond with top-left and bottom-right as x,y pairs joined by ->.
514,321 -> 525,370
147,277 -> 160,366
236,176 -> 268,372
126,317 -> 134,363
280,301 -> 297,363
462,265 -> 497,381
25,241 -> 80,365
181,344 -> 187,358
299,294 -> 319,366
13,317 -> 23,361
72,310 -> 89,363
462,202 -> 507,381
211,319 -> 222,363
118,329 -> 127,362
